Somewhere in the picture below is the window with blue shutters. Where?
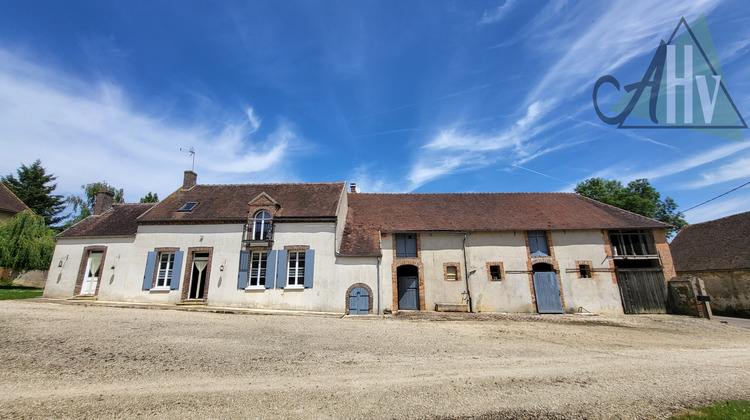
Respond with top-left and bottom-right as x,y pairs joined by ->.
143,249 -> 183,291
528,231 -> 550,257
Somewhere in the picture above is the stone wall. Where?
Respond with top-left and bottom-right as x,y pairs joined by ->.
667,276 -> 711,318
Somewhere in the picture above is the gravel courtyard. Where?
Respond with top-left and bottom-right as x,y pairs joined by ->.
1,300 -> 749,419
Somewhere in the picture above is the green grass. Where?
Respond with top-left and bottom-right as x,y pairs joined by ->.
0,284 -> 44,300
673,401 -> 750,420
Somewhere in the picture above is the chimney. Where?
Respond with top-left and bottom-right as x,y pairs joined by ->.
93,190 -> 114,215
350,183 -> 357,193
183,170 -> 197,190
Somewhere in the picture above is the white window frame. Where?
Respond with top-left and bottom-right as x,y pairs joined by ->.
154,252 -> 175,290
286,251 -> 305,288
252,210 -> 272,241
247,251 -> 267,289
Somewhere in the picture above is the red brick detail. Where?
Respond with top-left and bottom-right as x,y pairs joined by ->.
181,247 -> 213,301
654,228 -> 676,279
391,234 -> 425,310
525,231 -> 564,313
486,262 -> 504,281
443,263 -> 461,282
74,246 -> 108,296
283,245 -> 310,251
575,260 -> 594,279
345,283 -> 374,314
601,230 -> 618,285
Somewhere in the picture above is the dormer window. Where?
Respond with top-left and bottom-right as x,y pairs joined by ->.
252,210 -> 272,241
178,202 -> 198,212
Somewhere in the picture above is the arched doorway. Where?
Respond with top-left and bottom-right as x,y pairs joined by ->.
532,263 -> 563,314
347,283 -> 372,315
397,265 -> 419,310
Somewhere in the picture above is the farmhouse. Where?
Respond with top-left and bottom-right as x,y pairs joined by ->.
670,210 -> 750,318
44,171 -> 676,315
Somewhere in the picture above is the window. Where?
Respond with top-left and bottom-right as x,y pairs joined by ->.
154,252 -> 175,288
488,263 -> 503,281
528,231 -> 550,257
248,251 -> 267,287
178,202 -> 198,212
609,229 -> 657,257
395,233 -> 418,258
578,264 -> 592,278
444,264 -> 460,281
252,210 -> 272,241
287,251 -> 306,287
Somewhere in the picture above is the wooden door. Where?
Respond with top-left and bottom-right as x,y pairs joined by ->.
533,271 -> 564,314
398,275 -> 419,310
348,287 -> 370,315
616,269 -> 667,314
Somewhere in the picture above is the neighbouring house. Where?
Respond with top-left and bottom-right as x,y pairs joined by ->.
670,211 -> 750,317
0,182 -> 31,221
45,171 -> 676,315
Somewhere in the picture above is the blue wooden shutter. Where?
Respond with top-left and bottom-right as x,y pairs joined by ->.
265,250 -> 277,289
237,250 -> 249,289
170,251 -> 184,290
275,250 -> 287,288
405,234 -> 417,257
303,249 -> 315,288
395,234 -> 406,257
142,251 -> 157,290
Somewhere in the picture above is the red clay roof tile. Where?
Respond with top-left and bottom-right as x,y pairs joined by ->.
670,210 -> 750,272
58,203 -> 155,238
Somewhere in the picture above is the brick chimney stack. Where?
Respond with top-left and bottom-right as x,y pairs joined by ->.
183,170 -> 197,190
93,190 -> 114,215
350,183 -> 357,193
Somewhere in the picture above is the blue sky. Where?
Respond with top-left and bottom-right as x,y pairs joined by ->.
1,0 -> 749,224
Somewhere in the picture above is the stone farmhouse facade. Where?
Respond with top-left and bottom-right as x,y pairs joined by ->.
44,171 -> 676,315
670,211 -> 750,317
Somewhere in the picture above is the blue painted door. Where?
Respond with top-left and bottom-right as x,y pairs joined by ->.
533,271 -> 563,314
398,276 -> 419,310
348,287 -> 369,315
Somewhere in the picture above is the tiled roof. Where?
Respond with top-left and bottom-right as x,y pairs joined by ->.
670,210 -> 750,272
58,203 -> 155,238
0,183 -> 30,214
138,182 -> 345,222
339,193 -> 670,256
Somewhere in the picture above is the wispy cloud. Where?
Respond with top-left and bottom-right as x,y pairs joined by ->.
0,47 -> 303,201
478,0 -> 517,25
406,0 -> 723,191
691,155 -> 750,188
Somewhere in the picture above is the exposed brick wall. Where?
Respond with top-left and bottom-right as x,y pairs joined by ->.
443,262 -> 461,282
601,230 -> 618,285
654,228 -> 676,279
486,262 -> 504,281
524,231 -> 565,312
391,233 -> 425,310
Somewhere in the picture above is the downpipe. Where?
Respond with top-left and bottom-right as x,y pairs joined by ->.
462,233 -> 473,313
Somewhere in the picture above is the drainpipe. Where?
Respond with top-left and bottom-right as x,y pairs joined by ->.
462,233 -> 473,313
376,255 -> 382,315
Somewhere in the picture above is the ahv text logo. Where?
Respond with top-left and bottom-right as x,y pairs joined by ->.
593,14 -> 746,141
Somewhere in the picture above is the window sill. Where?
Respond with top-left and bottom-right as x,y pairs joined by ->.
149,288 -> 171,293
245,286 -> 266,292
284,285 -> 304,290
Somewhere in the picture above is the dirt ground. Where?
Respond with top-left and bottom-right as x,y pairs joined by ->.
1,300 -> 749,419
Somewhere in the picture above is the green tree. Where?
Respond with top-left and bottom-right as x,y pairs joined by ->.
1,160 -> 66,226
65,181 -> 124,224
140,191 -> 159,203
575,177 -> 687,235
0,210 -> 55,270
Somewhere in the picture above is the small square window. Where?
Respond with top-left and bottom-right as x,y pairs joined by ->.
446,266 -> 458,281
578,264 -> 592,278
487,262 -> 504,281
178,202 -> 198,212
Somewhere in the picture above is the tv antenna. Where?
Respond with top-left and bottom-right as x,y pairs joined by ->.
180,147 -> 196,171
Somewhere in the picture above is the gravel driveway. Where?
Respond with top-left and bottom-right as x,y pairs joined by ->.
1,299 -> 749,419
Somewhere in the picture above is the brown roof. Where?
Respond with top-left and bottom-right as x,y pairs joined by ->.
58,203 -> 155,238
0,183 -> 30,214
339,193 -> 670,256
138,182 -> 345,222
670,210 -> 750,272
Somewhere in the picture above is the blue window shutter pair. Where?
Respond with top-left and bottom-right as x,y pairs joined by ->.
237,250 -> 249,289
265,251 -> 277,289
303,249 -> 315,288
142,251 -> 183,291
170,251 -> 184,290
275,250 -> 288,288
142,252 -> 157,290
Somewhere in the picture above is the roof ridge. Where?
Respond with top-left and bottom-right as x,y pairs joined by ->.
573,194 -> 671,227
681,209 -> 750,228
353,192 -> 576,196
196,181 -> 346,187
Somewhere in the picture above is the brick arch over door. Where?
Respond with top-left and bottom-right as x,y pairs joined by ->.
345,283 -> 373,314
391,261 -> 425,311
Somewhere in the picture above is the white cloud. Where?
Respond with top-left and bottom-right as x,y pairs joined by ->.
691,156 -> 750,188
683,192 -> 750,223
0,47 -> 302,202
478,0 -> 517,25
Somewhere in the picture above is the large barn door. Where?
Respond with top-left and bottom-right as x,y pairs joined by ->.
533,271 -> 564,314
616,269 -> 667,314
